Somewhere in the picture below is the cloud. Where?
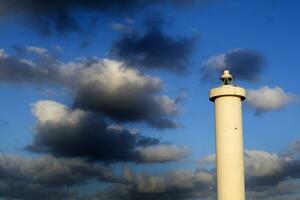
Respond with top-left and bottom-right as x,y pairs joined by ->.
244,150 -> 285,177
242,148 -> 300,193
110,15 -> 198,73
132,169 -> 213,193
198,154 -> 215,167
245,150 -> 300,198
6,140 -> 300,200
247,86 -> 297,114
247,179 -> 300,200
70,59 -> 180,129
201,48 -> 265,82
0,0 -> 198,35
83,168 -> 215,200
0,48 -> 180,129
26,100 -> 187,163
0,48 -> 60,84
197,143 -> 300,200
136,144 -> 189,163
0,154 -> 113,200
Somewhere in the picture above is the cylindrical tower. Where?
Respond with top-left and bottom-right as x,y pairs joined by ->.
209,70 -> 246,200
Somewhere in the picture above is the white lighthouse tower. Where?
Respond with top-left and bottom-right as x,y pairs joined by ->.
209,70 -> 246,200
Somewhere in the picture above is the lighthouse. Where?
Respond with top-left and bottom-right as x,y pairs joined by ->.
209,70 -> 246,200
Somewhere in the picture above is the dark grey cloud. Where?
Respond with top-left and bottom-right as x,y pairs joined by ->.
201,48 -> 266,82
110,17 -> 198,73
0,0 -> 197,35
0,47 -> 60,84
0,49 -> 180,129
82,168 -> 215,200
0,154 -> 113,200
3,143 -> 300,200
246,180 -> 300,200
67,59 -> 181,129
26,100 -> 187,162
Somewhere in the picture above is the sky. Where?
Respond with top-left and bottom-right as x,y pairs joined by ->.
0,0 -> 299,199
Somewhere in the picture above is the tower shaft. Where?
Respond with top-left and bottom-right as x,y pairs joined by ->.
210,70 -> 246,200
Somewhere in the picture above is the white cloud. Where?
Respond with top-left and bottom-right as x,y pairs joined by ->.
247,86 -> 297,113
244,150 -> 285,177
68,59 -> 162,94
31,100 -> 85,125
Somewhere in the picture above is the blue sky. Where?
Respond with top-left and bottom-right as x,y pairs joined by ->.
0,0 -> 299,200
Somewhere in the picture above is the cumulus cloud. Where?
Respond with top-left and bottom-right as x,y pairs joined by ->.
4,141 -> 300,200
70,59 -> 180,129
201,48 -> 265,82
245,150 -> 300,198
0,48 -> 60,84
0,48 -> 180,129
0,154 -> 113,200
27,100 -> 187,163
244,150 -> 284,177
234,147 -> 300,193
197,144 -> 300,200
110,16 -> 198,73
0,0 -> 198,35
83,168 -> 215,200
247,86 -> 298,114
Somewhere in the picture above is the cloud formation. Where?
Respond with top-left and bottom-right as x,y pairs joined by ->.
110,16 -> 198,73
83,168 -> 215,200
0,154 -> 113,200
0,0 -> 196,35
0,48 -> 60,84
245,150 -> 300,199
70,59 -> 180,129
3,140 -> 300,200
244,150 -> 283,177
198,145 -> 300,200
27,100 -> 188,163
201,48 -> 265,82
0,48 -> 181,129
247,86 -> 298,114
